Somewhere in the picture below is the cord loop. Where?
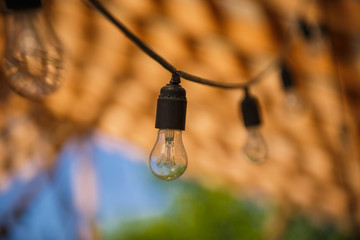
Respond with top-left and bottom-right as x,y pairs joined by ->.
170,72 -> 181,85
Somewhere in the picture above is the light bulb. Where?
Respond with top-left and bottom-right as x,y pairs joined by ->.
243,126 -> 267,163
284,88 -> 305,114
240,89 -> 267,163
2,4 -> 63,99
280,63 -> 305,114
151,76 -> 187,181
149,129 -> 188,181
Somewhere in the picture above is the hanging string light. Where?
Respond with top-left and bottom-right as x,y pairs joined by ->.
240,88 -> 267,163
1,0 -> 63,99
149,73 -> 188,181
76,0 -> 286,180
297,18 -> 315,42
280,62 -> 305,114
297,17 -> 327,55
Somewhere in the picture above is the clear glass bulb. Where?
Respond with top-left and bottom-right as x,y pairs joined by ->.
243,127 -> 267,163
149,129 -> 188,181
284,88 -> 305,114
2,8 -> 63,99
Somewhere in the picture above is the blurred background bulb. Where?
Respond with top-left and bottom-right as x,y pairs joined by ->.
284,88 -> 305,114
2,8 -> 63,99
280,63 -> 305,115
149,129 -> 188,181
243,127 -> 267,163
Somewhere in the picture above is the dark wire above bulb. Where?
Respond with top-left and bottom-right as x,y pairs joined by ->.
2,0 -> 63,99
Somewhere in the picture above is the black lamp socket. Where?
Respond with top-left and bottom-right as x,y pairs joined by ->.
241,90 -> 261,128
155,83 -> 187,130
280,63 -> 295,90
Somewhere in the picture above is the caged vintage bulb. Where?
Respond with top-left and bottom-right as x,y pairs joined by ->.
2,1 -> 63,99
243,127 -> 267,163
149,129 -> 188,181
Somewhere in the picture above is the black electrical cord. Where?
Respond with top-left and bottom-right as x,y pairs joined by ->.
87,0 -> 279,89
178,59 -> 279,89
87,0 -> 178,74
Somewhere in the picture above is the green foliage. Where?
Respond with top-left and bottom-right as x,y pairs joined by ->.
108,183 -> 265,240
282,215 -> 349,240
108,182 -> 350,240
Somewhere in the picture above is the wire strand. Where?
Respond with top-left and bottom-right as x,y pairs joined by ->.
87,0 -> 277,89
87,0 -> 178,74
179,59 -> 279,89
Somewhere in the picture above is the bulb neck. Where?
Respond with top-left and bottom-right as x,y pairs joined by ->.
155,81 -> 187,130
4,0 -> 42,11
241,89 -> 261,128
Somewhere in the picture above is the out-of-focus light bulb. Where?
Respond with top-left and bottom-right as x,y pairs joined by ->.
280,63 -> 305,114
243,126 -> 267,163
339,124 -> 350,152
297,18 -> 325,56
2,2 -> 63,99
149,129 -> 188,181
240,88 -> 268,163
284,88 -> 305,114
298,18 -> 314,43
